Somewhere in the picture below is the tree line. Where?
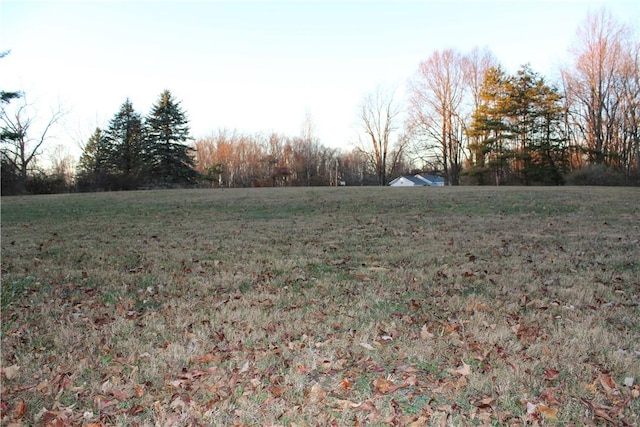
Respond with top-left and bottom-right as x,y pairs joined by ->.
186,9 -> 640,188
395,9 -> 638,186
1,8 -> 638,194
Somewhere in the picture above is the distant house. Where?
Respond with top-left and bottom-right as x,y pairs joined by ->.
415,174 -> 445,187
388,174 -> 445,187
388,176 -> 428,187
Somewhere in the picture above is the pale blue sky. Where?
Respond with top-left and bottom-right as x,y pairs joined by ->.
1,1 -> 638,157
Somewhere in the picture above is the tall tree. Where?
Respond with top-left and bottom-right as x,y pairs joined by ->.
76,127 -> 113,190
467,66 -> 512,184
408,49 -> 467,185
1,51 -> 21,105
103,99 -> 145,189
462,47 -> 499,174
561,9 -> 635,167
145,90 -> 198,185
505,65 -> 567,184
619,40 -> 640,179
356,85 -> 402,185
469,65 -> 567,185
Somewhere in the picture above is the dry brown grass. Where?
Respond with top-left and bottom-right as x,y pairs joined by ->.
1,186 -> 639,426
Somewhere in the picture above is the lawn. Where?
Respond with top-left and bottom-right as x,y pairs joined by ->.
1,186 -> 639,426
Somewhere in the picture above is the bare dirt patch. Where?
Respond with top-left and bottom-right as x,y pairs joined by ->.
2,187 -> 639,425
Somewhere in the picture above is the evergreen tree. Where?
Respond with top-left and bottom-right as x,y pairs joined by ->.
145,90 -> 199,185
468,66 -> 567,185
103,99 -> 145,189
528,80 -> 568,184
76,127 -> 111,191
468,66 -> 512,184
504,66 -> 567,184
1,51 -> 21,105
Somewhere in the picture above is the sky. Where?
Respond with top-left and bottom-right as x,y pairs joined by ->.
1,0 -> 639,160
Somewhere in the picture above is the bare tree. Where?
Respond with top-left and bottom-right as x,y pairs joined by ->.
356,85 -> 402,185
299,110 -> 320,186
1,98 -> 65,192
619,39 -> 640,178
407,49 -> 468,185
561,8 -> 635,167
50,143 -> 76,186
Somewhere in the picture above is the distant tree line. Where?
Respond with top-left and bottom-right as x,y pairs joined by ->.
405,9 -> 639,186
1,8 -> 638,194
191,127 -> 405,188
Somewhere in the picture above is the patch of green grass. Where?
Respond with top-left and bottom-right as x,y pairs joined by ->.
1,275 -> 37,308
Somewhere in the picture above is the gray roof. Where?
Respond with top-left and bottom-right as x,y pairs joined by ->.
389,176 -> 428,186
416,174 -> 445,184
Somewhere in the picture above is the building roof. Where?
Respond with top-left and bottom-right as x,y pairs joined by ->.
416,174 -> 445,185
388,176 -> 428,186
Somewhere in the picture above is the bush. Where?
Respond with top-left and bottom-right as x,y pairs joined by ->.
565,164 -> 626,186
25,172 -> 71,194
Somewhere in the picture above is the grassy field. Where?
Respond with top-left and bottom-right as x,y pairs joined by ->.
1,186 -> 639,426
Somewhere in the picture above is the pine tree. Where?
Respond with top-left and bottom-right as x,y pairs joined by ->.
145,90 -> 199,185
103,99 -> 145,189
467,66 -> 511,184
76,127 -> 111,190
468,66 -> 567,185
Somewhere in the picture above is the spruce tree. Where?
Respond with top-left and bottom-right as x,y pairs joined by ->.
77,127 -> 111,191
103,99 -> 145,189
145,90 -> 199,185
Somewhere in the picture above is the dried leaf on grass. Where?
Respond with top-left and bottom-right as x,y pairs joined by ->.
1,364 -> 20,380
537,404 -> 558,420
373,377 -> 397,393
420,324 -> 434,340
450,361 -> 471,376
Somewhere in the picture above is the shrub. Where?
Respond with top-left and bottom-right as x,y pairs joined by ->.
565,164 -> 626,186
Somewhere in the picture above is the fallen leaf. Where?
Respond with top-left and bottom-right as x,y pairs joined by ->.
403,375 -> 418,387
537,404 -> 558,420
594,407 -> 615,423
373,377 -> 396,393
359,342 -> 374,351
351,400 -> 377,412
13,399 -> 26,419
407,416 -> 430,426
380,335 -> 393,343
238,360 -> 250,374
599,374 -> 616,392
133,384 -> 144,398
2,364 -> 20,380
420,325 -> 434,340
474,397 -> 495,408
269,385 -> 285,397
582,381 -> 597,394
453,361 -> 471,376
540,388 -> 561,405
306,382 -> 326,403
332,398 -> 358,409
526,401 -> 537,415
543,368 -> 560,381
128,405 -> 145,416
